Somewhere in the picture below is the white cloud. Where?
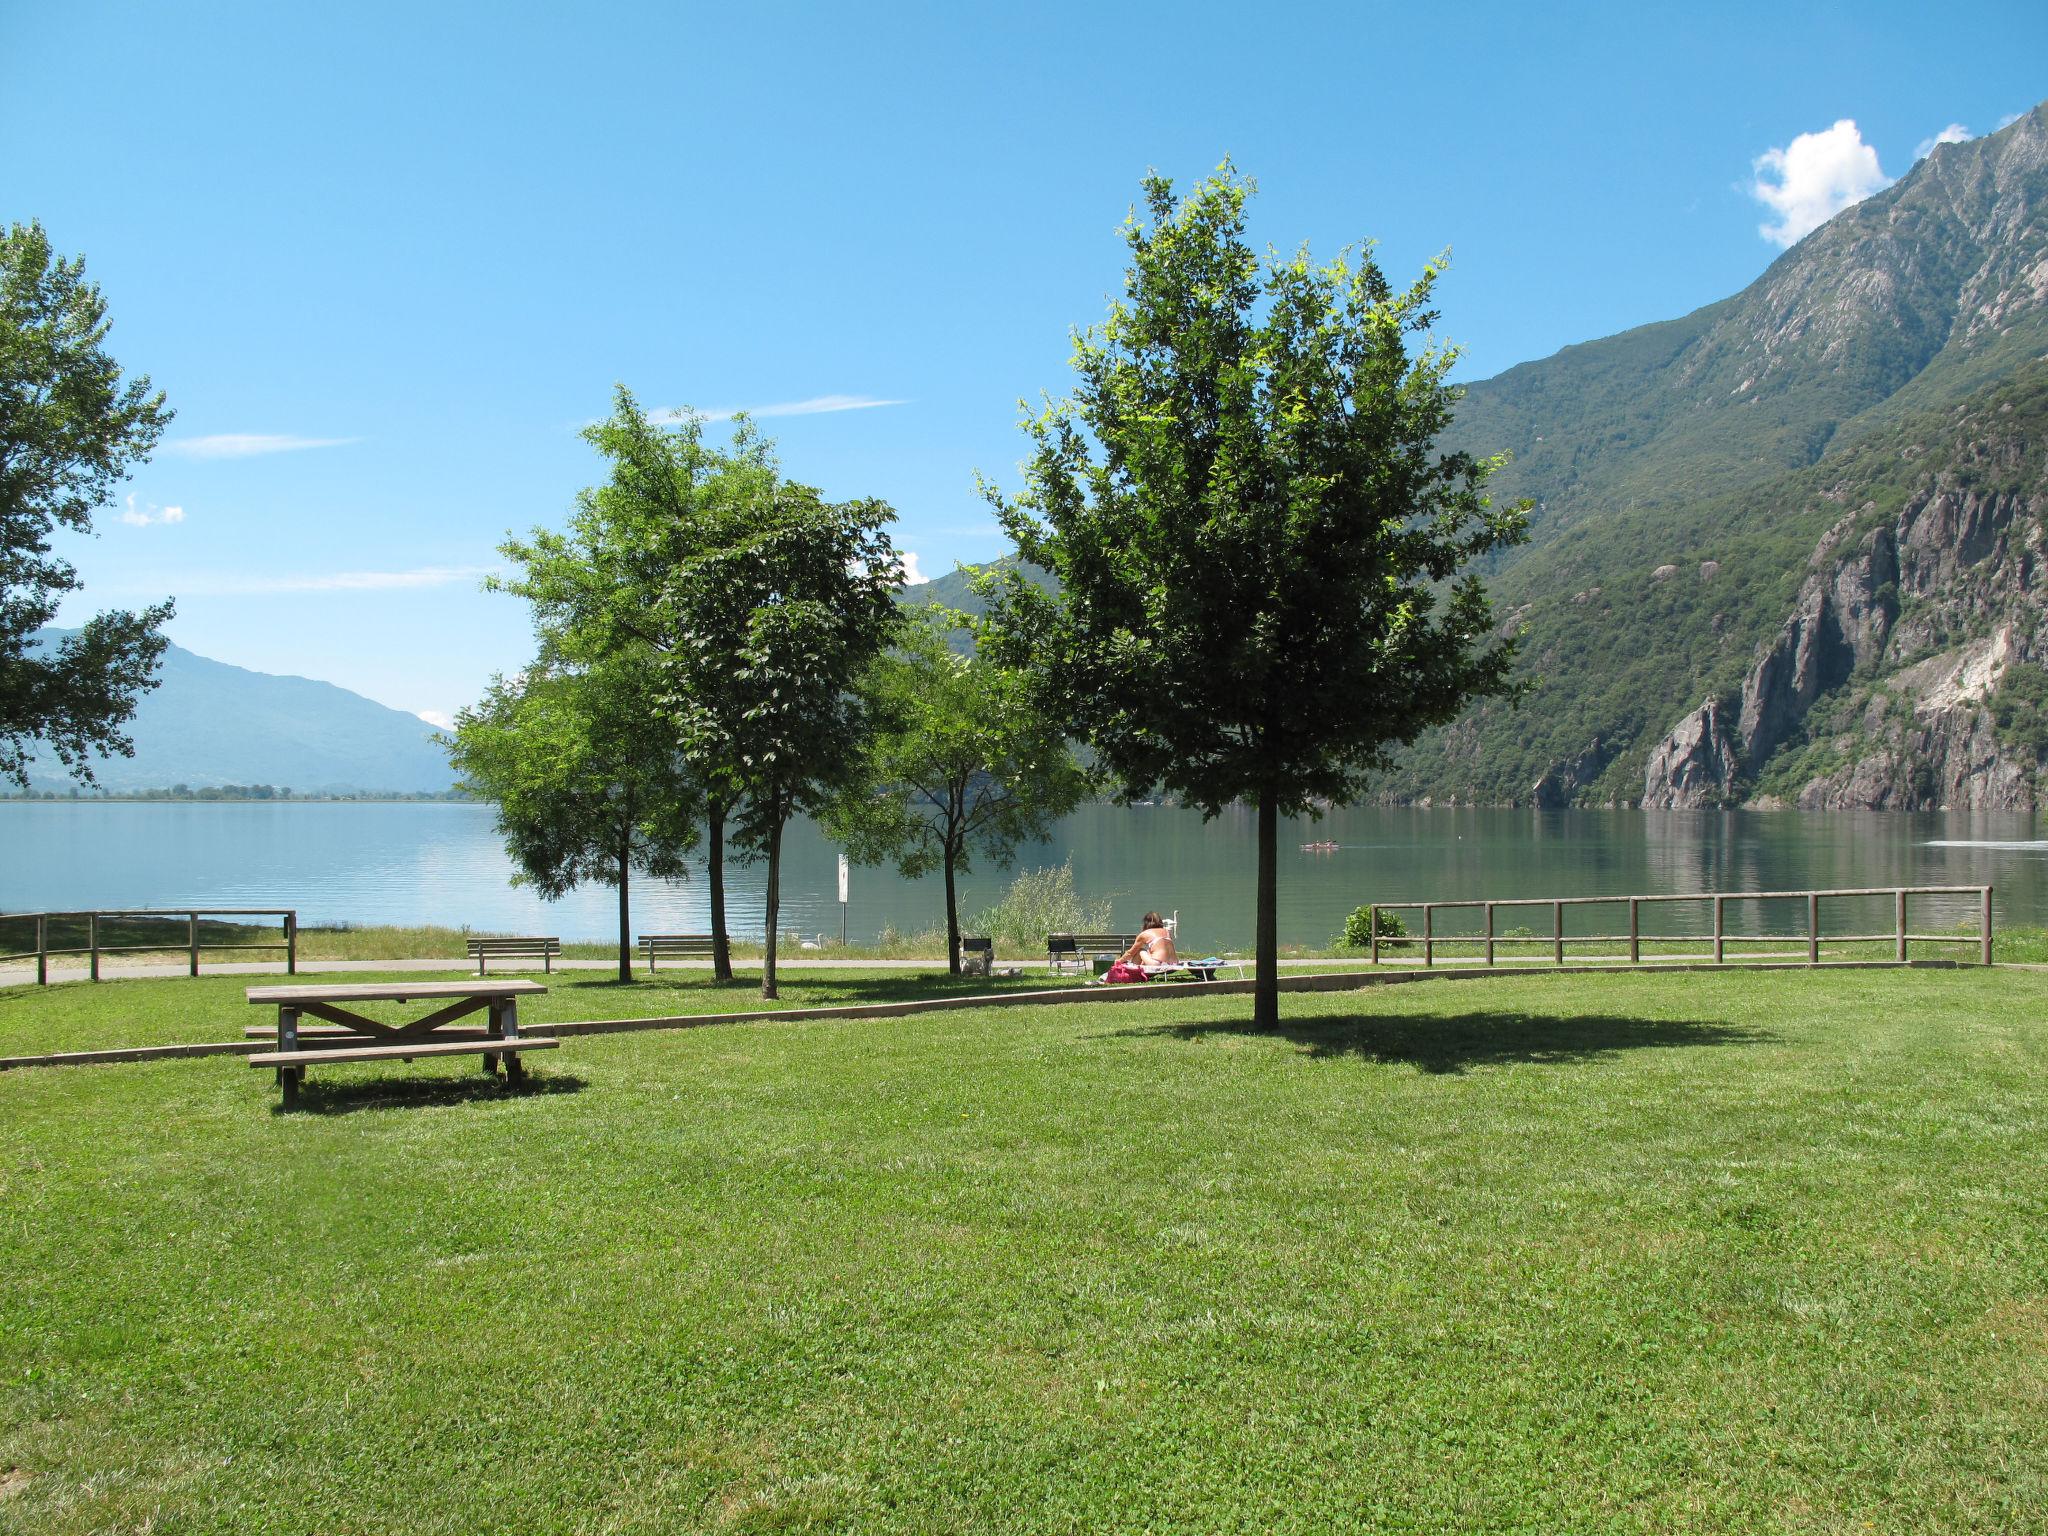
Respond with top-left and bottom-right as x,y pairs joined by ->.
162,434 -> 361,459
119,494 -> 186,527
175,564 -> 495,596
900,551 -> 930,586
1915,123 -> 1971,159
1750,119 -> 1892,248
1997,110 -> 2024,130
416,709 -> 455,730
648,394 -> 908,426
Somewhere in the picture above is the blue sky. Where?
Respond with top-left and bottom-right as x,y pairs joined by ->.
6,0 -> 2044,724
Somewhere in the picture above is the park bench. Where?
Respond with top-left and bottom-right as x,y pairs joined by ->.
639,933 -> 720,970
1047,932 -> 1137,973
246,979 -> 556,1109
465,935 -> 561,974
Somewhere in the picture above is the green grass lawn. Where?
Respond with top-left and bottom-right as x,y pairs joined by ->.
3,968 -> 2044,1532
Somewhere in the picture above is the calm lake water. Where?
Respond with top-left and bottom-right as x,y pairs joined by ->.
3,802 -> 2046,948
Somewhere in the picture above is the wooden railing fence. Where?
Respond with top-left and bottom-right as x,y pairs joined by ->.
1362,886 -> 1993,968
0,909 -> 298,984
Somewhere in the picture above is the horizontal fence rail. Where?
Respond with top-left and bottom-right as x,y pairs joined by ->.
0,908 -> 297,984
1362,886 -> 1992,969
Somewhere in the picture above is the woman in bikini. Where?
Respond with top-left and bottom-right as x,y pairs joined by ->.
1103,912 -> 1176,984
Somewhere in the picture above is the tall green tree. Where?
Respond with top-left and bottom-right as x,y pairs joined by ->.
1,221 -> 174,787
980,166 -> 1529,1029
713,485 -> 902,999
448,655 -> 698,982
496,386 -> 770,980
827,604 -> 1090,973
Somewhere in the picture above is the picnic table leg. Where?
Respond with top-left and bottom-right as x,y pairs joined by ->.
278,1006 -> 301,1109
481,999 -> 502,1075
502,998 -> 526,1086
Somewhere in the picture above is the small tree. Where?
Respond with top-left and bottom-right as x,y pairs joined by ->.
713,485 -> 902,999
1,221 -> 174,787
496,386 -> 773,980
827,605 -> 1090,973
448,655 -> 697,982
981,166 -> 1528,1029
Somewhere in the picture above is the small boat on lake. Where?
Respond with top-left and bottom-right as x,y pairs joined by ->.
1300,840 -> 1339,853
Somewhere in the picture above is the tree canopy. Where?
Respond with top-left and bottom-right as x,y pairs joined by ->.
448,654 -> 699,981
827,604 -> 1091,972
1,221 -> 173,787
980,165 -> 1528,1026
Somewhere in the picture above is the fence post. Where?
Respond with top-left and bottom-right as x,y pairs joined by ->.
1895,889 -> 1907,962
189,911 -> 200,977
286,911 -> 298,976
1423,905 -> 1434,969
1369,906 -> 1380,966
1628,898 -> 1639,965
1807,892 -> 1819,966
1553,900 -> 1564,966
89,912 -> 100,982
1713,896 -> 1725,965
1484,902 -> 1495,967
1982,885 -> 1994,967
35,914 -> 47,986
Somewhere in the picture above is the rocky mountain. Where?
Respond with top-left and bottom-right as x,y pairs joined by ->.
1378,101 -> 2048,810
20,630 -> 457,795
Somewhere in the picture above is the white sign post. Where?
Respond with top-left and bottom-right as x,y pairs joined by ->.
837,853 -> 849,946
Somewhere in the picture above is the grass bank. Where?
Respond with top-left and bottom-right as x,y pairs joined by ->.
2,967 -> 2045,1531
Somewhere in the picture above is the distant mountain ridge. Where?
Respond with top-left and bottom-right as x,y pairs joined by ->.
22,630 -> 456,795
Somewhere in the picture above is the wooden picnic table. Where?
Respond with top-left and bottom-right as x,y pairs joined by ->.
245,979 -> 556,1109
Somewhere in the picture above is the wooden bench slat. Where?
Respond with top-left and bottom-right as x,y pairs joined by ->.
249,1038 -> 559,1069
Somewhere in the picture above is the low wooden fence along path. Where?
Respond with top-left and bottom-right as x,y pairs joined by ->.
0,908 -> 298,984
1360,885 -> 1993,968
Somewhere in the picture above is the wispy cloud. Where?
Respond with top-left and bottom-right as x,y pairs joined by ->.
648,394 -> 908,426
1750,118 -> 1892,248
119,494 -> 186,527
1915,122 -> 1972,159
162,433 -> 361,460
416,709 -> 455,730
172,564 -> 496,597
1997,110 -> 2025,130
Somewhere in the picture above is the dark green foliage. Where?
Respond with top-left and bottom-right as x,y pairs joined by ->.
0,222 -> 173,787
1341,904 -> 1409,946
447,658 -> 699,982
982,165 -> 1526,1026
1991,664 -> 2048,760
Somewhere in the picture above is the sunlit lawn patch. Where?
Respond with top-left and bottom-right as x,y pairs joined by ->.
2,967 -> 2044,1531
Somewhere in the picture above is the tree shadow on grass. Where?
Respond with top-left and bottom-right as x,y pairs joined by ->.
1097,1009 -> 1772,1075
279,1070 -> 589,1117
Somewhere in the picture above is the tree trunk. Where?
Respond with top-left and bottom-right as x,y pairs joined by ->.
1254,790 -> 1279,1030
616,825 -> 633,984
761,813 -> 783,1001
707,802 -> 731,981
943,839 -> 961,976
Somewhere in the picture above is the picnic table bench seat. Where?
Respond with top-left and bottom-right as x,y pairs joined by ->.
1047,933 -> 1139,972
465,935 -> 561,974
638,933 -> 721,969
249,1037 -> 559,1070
